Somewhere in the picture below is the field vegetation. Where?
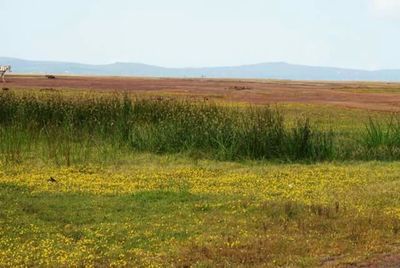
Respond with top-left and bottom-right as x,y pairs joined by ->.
0,91 -> 400,164
1,90 -> 400,266
0,91 -> 338,163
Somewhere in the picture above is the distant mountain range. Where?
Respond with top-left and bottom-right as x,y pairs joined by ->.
1,57 -> 400,82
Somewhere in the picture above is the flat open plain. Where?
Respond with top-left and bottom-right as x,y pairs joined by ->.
2,75 -> 400,267
5,75 -> 400,111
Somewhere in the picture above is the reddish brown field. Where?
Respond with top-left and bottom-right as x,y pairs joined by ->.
4,75 -> 400,111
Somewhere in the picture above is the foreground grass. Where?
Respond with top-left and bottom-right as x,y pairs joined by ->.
1,156 -> 400,267
2,90 -> 400,266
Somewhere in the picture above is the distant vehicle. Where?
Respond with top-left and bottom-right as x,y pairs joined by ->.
46,75 -> 56,79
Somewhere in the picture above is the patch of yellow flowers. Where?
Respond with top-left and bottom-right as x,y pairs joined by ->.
1,161 -> 400,266
1,162 -> 397,204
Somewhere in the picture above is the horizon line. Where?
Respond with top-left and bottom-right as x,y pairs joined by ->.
1,56 -> 398,72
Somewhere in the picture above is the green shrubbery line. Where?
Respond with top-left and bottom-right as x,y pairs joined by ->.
0,92 -> 398,164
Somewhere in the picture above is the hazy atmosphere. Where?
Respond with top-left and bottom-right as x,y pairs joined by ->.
1,0 -> 399,69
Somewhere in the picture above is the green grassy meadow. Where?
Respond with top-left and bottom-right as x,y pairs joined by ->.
1,90 -> 400,267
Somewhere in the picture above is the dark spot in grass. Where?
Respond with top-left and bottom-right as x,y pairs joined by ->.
47,177 -> 57,183
229,86 -> 252,91
22,203 -> 39,214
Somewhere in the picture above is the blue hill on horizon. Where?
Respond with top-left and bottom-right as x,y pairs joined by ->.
1,57 -> 399,82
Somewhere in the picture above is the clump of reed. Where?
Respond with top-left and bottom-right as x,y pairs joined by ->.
357,117 -> 400,160
0,92 -> 335,164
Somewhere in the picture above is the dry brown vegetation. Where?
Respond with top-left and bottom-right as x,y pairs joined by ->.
6,75 -> 400,111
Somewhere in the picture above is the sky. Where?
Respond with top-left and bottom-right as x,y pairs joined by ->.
1,0 -> 399,69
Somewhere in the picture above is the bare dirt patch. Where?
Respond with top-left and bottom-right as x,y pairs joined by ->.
343,254 -> 400,268
6,75 -> 400,111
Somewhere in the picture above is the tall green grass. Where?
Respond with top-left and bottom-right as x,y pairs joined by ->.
0,92 -> 334,164
6,91 -> 400,164
359,117 -> 400,160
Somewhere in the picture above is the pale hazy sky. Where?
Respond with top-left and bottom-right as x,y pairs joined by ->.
1,0 -> 399,69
